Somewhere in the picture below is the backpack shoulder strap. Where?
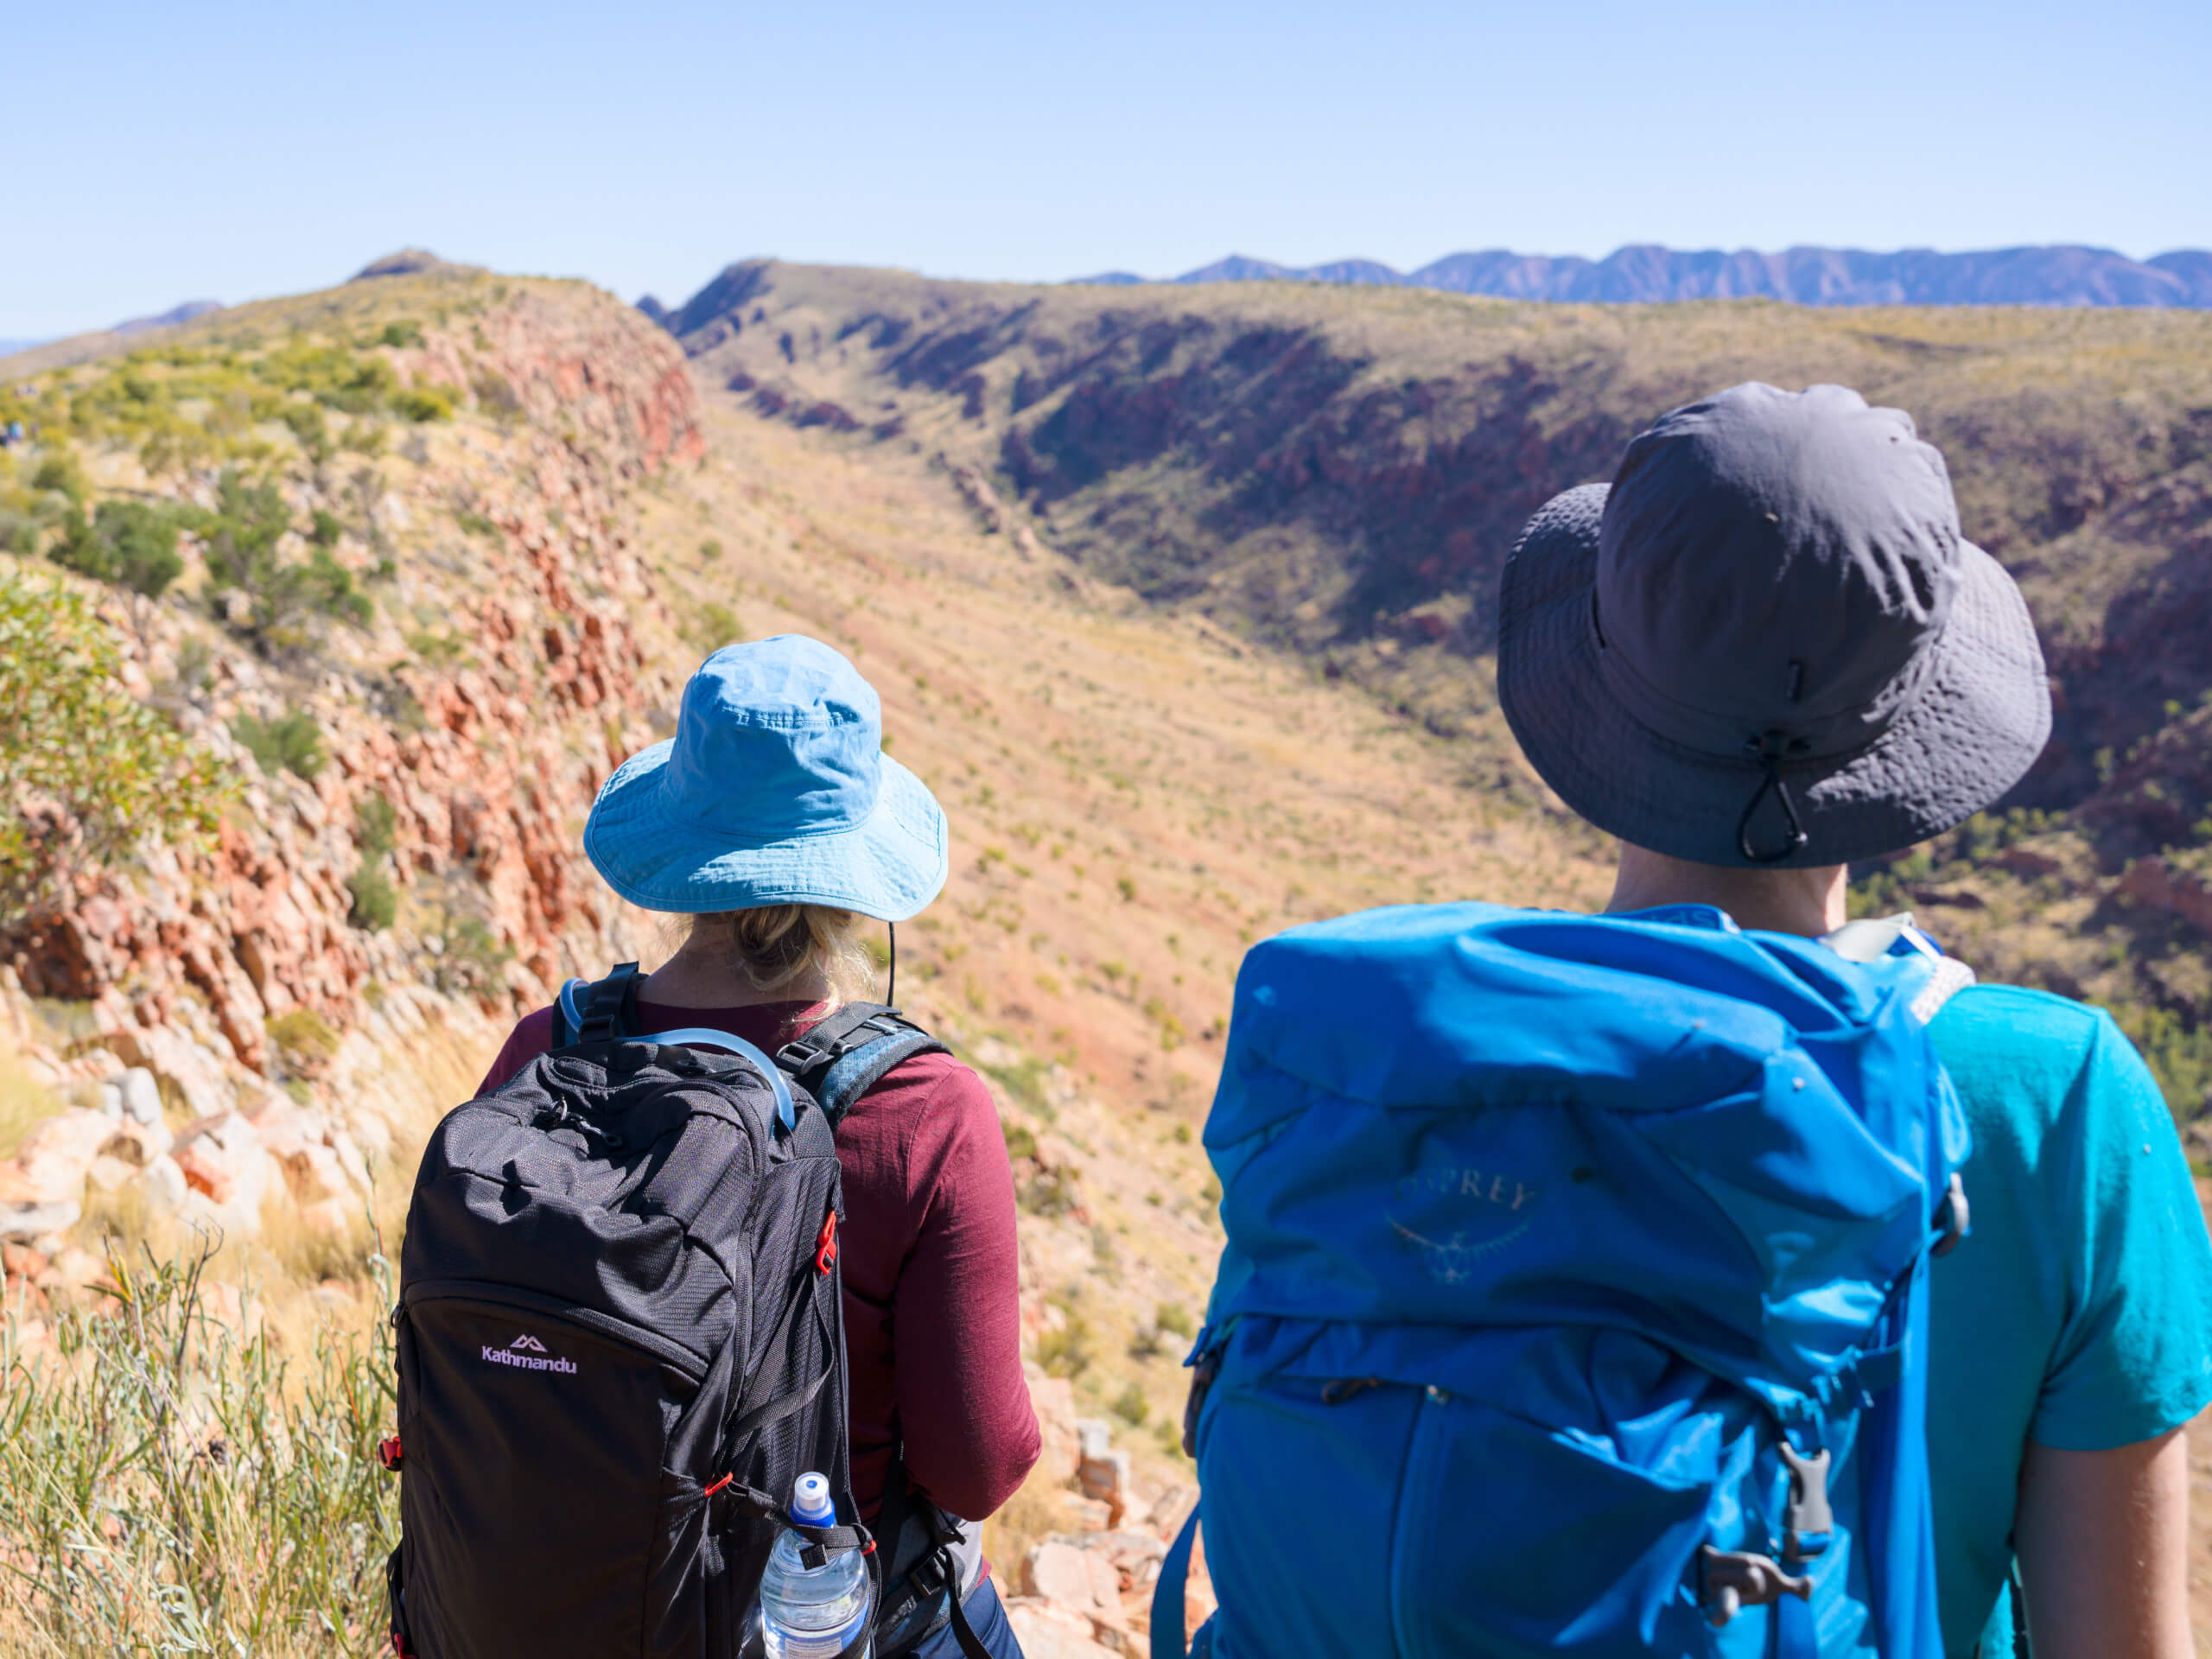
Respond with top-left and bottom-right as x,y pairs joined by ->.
773,1003 -> 948,1130
1821,913 -> 1976,1023
552,962 -> 642,1047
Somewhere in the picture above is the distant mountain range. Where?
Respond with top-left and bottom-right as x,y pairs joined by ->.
1071,245 -> 2212,308
0,300 -> 224,363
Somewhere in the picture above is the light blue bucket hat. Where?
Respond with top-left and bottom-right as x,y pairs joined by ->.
582,635 -> 949,918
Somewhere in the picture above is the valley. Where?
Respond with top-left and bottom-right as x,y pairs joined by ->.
3,255 -> 2212,1651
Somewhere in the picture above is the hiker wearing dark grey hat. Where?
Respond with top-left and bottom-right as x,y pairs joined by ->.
1500,383 -> 2212,1659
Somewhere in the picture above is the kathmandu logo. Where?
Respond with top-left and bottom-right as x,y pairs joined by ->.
480,1332 -> 576,1375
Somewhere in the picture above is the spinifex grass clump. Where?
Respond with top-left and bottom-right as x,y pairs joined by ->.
0,1242 -> 397,1656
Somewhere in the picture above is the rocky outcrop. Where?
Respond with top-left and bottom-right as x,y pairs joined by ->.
2,272 -> 702,1227
1006,1370 -> 1214,1656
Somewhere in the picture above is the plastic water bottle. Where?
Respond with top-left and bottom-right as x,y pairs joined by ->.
760,1471 -> 872,1659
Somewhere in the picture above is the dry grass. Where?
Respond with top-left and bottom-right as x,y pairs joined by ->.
0,1240 -> 396,1656
0,1048 -> 63,1162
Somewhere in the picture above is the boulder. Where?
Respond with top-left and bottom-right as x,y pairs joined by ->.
1027,1368 -> 1083,1479
130,1155 -> 189,1216
247,1098 -> 370,1230
116,1066 -> 164,1127
1003,1599 -> 1121,1659
1076,1418 -> 1131,1528
2,1242 -> 48,1281
173,1112 -> 275,1233
3,1107 -> 117,1210
108,1027 -> 234,1121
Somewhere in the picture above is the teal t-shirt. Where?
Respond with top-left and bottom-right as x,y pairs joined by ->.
1925,984 -> 2212,1656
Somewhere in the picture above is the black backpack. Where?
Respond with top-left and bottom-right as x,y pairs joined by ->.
385,965 -> 990,1659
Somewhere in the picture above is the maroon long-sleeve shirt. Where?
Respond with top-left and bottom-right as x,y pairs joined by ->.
479,999 -> 1041,1524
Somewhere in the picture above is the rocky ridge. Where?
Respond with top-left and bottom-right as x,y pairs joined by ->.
1,269 -> 702,1265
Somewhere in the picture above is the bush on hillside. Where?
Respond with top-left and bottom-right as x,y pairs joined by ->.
347,795 -> 399,931
48,499 -> 188,597
390,388 -> 453,424
0,570 -> 230,916
232,708 -> 323,780
200,469 -> 372,647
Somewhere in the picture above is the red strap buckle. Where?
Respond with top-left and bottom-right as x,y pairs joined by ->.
378,1435 -> 404,1471
703,1472 -> 734,1499
815,1208 -> 839,1275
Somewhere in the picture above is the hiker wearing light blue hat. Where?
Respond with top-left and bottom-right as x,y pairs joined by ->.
480,635 -> 1041,1659
582,632 -> 951,928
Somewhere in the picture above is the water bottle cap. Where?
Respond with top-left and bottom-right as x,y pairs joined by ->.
789,1471 -> 836,1528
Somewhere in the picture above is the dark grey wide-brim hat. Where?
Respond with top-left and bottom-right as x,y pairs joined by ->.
1497,383 -> 2052,869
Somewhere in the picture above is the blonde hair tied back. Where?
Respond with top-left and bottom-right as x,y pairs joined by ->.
664,904 -> 876,1005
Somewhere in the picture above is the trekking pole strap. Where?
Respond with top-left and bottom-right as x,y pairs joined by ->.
1152,1505 -> 1200,1659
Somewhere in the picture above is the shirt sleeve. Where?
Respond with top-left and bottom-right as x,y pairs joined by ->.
2031,1012 -> 2212,1450
891,1063 -> 1043,1520
477,1006 -> 557,1096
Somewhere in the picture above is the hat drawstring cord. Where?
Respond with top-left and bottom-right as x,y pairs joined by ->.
1738,730 -> 1813,864
886,922 -> 896,1007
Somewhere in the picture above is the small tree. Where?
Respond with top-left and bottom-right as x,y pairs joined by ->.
0,569 -> 231,915
49,499 -> 188,597
200,469 -> 372,650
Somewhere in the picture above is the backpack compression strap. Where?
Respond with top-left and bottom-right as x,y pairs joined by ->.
775,1003 -> 948,1130
553,963 -> 642,1046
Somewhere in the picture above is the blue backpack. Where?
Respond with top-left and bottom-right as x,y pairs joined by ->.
1153,904 -> 1971,1659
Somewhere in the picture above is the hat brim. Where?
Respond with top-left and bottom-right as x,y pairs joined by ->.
582,744 -> 950,920
1497,484 -> 2053,869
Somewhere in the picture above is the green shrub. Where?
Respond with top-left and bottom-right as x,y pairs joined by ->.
339,417 -> 388,456
232,708 -> 323,780
679,600 -> 743,656
470,371 -> 521,421
266,1006 -> 343,1073
29,453 -> 87,502
355,793 -> 397,858
1155,1300 -> 1195,1338
433,915 -> 515,995
1110,1382 -> 1150,1427
0,571 -> 231,913
309,508 -> 343,547
0,1241 -> 397,1655
1035,1306 -> 1094,1379
201,469 -> 372,645
281,402 -> 331,460
348,861 -> 397,931
347,796 -> 400,931
48,499 -> 188,596
379,320 -> 424,349
391,388 -> 453,423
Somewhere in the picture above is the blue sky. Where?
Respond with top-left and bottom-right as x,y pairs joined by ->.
3,0 -> 2208,339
